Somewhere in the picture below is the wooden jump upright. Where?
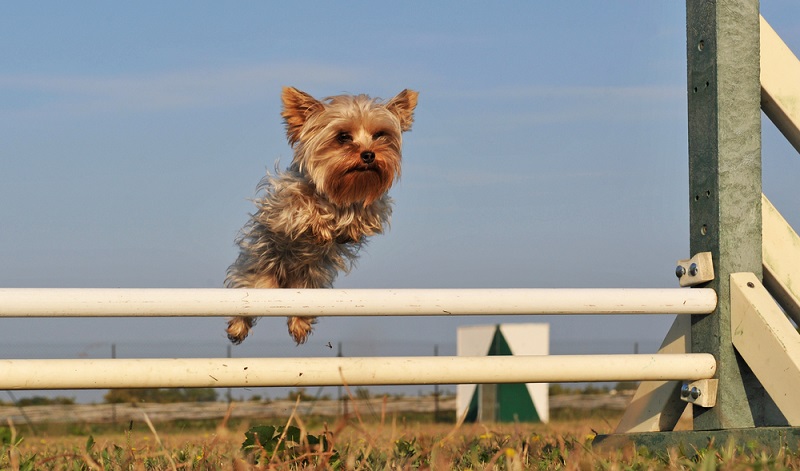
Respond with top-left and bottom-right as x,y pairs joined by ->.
597,0 -> 800,452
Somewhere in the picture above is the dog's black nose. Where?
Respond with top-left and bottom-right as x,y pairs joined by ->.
360,151 -> 375,164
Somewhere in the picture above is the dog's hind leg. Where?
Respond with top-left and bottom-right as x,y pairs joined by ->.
225,274 -> 278,344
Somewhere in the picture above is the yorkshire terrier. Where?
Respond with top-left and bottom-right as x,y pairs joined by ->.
225,87 -> 418,345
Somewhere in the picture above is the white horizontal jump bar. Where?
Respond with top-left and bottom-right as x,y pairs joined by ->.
0,288 -> 716,317
0,354 -> 716,390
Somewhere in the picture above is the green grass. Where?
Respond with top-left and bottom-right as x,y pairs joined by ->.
3,407 -> 800,470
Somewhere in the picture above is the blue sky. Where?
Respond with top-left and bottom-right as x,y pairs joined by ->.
2,2 -> 800,401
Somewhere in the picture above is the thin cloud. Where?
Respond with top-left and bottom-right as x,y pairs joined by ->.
0,63 -> 367,118
405,164 -> 616,189
440,84 -> 684,102
435,84 -> 686,126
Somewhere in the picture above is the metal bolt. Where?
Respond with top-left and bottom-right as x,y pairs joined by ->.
690,387 -> 701,400
681,383 -> 690,397
676,266 -> 686,278
689,263 -> 698,276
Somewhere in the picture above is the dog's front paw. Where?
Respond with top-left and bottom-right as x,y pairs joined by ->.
287,316 -> 317,344
227,316 -> 254,344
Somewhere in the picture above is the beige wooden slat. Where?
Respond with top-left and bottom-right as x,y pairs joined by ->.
614,315 -> 691,433
762,194 -> 800,324
731,272 -> 800,425
761,16 -> 800,153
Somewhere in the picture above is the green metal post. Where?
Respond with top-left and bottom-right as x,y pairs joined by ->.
686,0 -> 765,429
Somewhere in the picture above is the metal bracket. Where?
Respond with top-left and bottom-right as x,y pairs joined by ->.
680,379 -> 718,408
675,252 -> 714,287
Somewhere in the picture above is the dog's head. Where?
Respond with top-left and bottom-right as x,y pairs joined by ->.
281,87 -> 417,206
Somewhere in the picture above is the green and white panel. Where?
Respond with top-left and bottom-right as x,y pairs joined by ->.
456,323 -> 550,423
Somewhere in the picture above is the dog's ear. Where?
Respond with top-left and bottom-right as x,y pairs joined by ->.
281,87 -> 324,145
386,89 -> 418,132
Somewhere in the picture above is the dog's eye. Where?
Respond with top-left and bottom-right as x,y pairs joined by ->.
337,132 -> 353,144
372,131 -> 388,140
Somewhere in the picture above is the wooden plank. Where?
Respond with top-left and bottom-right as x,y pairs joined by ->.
761,16 -> 800,153
614,315 -> 690,433
762,194 -> 800,324
731,272 -> 800,424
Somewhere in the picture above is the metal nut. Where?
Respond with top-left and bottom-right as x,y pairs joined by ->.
689,263 -> 698,276
676,266 -> 686,278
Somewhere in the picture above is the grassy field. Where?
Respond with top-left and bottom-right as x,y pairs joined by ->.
2,406 -> 800,470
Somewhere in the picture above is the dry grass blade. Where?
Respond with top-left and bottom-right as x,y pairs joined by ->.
78,448 -> 102,470
338,366 -> 382,461
436,404 -> 469,448
142,411 -> 178,471
267,395 -> 301,466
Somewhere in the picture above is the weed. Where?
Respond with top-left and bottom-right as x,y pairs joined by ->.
241,424 -> 339,467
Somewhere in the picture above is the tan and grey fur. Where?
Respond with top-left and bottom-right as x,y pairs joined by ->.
226,87 -> 418,345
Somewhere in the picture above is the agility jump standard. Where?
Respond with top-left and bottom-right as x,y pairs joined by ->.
595,0 -> 800,452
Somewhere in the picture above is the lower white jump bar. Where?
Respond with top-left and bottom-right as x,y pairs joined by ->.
0,354 -> 716,390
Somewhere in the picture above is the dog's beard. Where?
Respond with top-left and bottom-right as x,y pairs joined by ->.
323,157 -> 396,205
294,138 -> 401,206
